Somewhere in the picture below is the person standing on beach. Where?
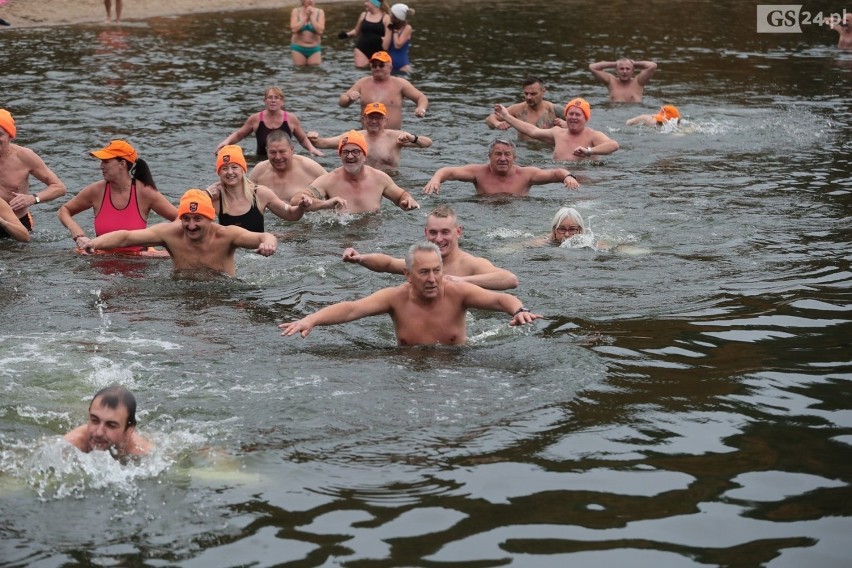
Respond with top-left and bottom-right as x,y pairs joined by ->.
103,0 -> 123,23
0,109 -> 67,239
588,58 -> 657,103
290,0 -> 325,66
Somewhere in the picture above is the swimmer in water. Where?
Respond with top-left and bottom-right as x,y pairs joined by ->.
626,104 -> 682,127
281,241 -> 541,346
64,385 -> 153,458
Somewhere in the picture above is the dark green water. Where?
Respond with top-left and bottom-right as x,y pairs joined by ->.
1,0 -> 850,566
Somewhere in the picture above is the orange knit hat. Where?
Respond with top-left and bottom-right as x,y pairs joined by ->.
216,145 -> 247,173
653,105 -> 680,123
338,130 -> 369,156
177,189 -> 215,220
0,109 -> 16,138
564,98 -> 591,121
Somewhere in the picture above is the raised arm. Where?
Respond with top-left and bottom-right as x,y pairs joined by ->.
339,79 -> 363,108
588,60 -> 616,84
279,286 -> 397,338
423,165 -> 479,194
492,104 -> 555,143
633,60 -> 658,85
342,247 -> 406,274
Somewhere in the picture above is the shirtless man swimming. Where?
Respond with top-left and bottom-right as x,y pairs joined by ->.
248,131 -> 327,203
297,130 -> 420,213
343,204 -> 518,290
64,386 -> 153,458
280,241 -> 541,346
308,102 -> 431,173
423,137 -> 580,196
493,99 -> 619,162
338,51 -> 429,129
0,108 -> 67,238
588,58 -> 658,103
84,189 -> 277,276
485,76 -> 559,140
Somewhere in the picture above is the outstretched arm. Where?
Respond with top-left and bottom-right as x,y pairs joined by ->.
288,115 -> 325,157
460,284 -> 543,325
492,104 -> 555,143
84,225 -> 168,254
527,166 -> 580,190
307,131 -> 343,149
261,186 -> 311,221
229,226 -> 277,257
397,131 -> 432,148
342,247 -> 406,274
216,114 -> 257,153
279,287 -> 396,338
423,165 -> 479,194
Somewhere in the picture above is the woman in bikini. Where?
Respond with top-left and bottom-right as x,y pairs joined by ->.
215,86 -> 324,158
290,0 -> 325,66
58,139 -> 177,255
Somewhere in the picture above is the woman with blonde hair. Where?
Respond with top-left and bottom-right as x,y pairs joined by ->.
338,0 -> 391,68
290,0 -> 325,66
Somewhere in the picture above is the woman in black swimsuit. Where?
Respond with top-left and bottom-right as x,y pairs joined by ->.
339,0 -> 391,68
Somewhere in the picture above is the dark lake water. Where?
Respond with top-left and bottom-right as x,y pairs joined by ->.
1,0 -> 851,566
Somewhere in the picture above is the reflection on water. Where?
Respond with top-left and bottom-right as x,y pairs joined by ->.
1,0 -> 851,565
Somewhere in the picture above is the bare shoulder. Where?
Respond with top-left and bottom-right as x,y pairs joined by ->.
63,425 -> 88,451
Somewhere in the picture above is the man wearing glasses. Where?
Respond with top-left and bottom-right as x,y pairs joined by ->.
338,51 -> 429,129
297,130 -> 420,214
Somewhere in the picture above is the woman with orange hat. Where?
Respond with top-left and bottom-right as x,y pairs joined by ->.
205,145 -> 311,233
626,105 -> 682,127
215,86 -> 323,158
338,0 -> 391,68
58,139 -> 177,254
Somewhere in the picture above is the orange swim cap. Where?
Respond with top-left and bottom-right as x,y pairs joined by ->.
653,105 -> 680,123
90,139 -> 138,163
564,98 -> 591,121
177,189 -> 215,220
363,102 -> 388,116
370,51 -> 391,64
216,145 -> 247,173
338,130 -> 369,156
0,109 -> 16,138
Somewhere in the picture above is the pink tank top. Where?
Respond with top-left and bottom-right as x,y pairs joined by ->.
94,182 -> 147,252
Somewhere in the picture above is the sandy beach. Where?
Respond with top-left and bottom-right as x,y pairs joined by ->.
0,0 -> 302,28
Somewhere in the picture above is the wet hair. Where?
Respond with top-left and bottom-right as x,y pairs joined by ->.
551,207 -> 585,234
90,385 -> 138,428
488,137 -> 516,156
266,130 -> 293,146
405,241 -> 441,271
522,76 -> 545,88
428,204 -> 457,224
264,86 -> 285,100
125,157 -> 157,190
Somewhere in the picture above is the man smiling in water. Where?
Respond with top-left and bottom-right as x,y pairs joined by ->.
64,386 -> 153,458
84,189 -> 277,276
280,241 -> 540,346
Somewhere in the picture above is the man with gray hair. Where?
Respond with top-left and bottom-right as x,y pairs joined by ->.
423,138 -> 580,196
280,241 -> 540,346
588,58 -> 657,103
